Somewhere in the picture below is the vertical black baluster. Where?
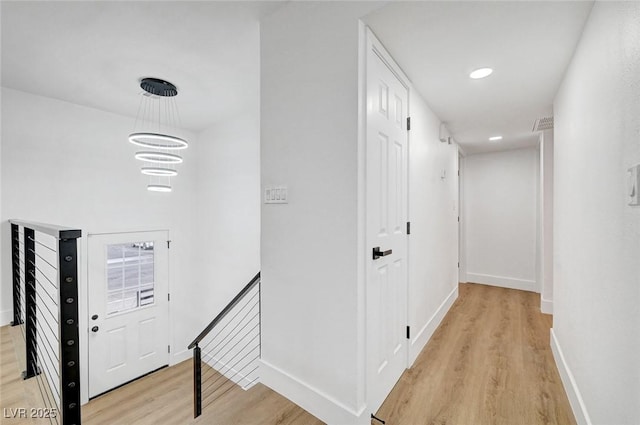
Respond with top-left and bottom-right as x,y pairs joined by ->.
11,224 -> 22,326
23,227 -> 39,379
194,344 -> 202,418
258,277 -> 262,360
58,235 -> 81,425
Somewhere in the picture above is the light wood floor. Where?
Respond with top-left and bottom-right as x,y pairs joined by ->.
1,324 -> 39,425
1,283 -> 575,425
0,324 -> 322,425
375,283 -> 576,425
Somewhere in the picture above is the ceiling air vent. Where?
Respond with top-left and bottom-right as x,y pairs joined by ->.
532,116 -> 554,132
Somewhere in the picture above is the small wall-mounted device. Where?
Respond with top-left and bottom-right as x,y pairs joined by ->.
439,122 -> 450,143
264,185 -> 288,204
628,164 -> 640,206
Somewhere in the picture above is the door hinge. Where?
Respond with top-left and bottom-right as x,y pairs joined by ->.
406,222 -> 411,235
167,240 -> 171,249
168,293 -> 170,302
406,326 -> 411,340
458,262 -> 460,268
458,216 -> 460,222
168,345 -> 171,353
406,117 -> 411,131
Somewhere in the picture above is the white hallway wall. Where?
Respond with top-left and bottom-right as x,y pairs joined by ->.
552,2 -> 640,424
260,4 -> 376,423
196,113 -> 260,326
463,147 -> 539,292
195,112 -> 261,385
260,2 -> 459,423
407,92 -> 459,363
539,130 -> 554,313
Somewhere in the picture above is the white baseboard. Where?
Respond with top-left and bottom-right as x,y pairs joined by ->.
467,272 -> 537,292
409,285 -> 458,365
202,352 -> 259,390
541,297 -> 553,315
171,348 -> 192,366
260,359 -> 366,425
550,329 -> 592,425
0,310 -> 13,327
459,270 -> 468,283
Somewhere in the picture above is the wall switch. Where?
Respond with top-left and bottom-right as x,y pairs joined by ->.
628,164 -> 640,206
264,185 -> 288,204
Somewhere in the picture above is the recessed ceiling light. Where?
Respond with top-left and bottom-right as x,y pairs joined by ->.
489,136 -> 503,141
470,68 -> 493,79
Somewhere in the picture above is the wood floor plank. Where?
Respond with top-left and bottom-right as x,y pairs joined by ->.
2,283 -> 575,424
0,325 -> 37,425
376,283 -> 577,425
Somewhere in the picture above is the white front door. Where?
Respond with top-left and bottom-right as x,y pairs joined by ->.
366,30 -> 409,412
87,231 -> 169,398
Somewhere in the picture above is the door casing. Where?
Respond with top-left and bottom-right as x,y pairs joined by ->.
86,230 -> 171,399
364,27 -> 411,414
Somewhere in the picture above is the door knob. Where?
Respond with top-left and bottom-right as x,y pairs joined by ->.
372,246 -> 393,260
91,326 -> 99,333
91,314 -> 98,320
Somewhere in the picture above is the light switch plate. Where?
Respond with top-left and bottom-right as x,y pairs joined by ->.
264,185 -> 288,204
628,164 -> 640,206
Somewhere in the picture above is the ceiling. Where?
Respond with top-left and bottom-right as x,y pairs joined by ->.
1,1 -> 282,132
365,1 -> 594,154
2,1 -> 593,153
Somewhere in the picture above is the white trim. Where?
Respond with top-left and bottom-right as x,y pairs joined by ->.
550,329 -> 592,425
364,26 -> 412,414
458,152 -> 467,283
409,285 -> 458,365
0,309 -> 13,326
466,272 -> 537,292
260,359 -> 367,425
202,352 -> 259,390
356,19 -> 368,412
171,348 -> 192,366
366,27 -> 411,89
541,298 -> 553,315
85,230 -> 170,400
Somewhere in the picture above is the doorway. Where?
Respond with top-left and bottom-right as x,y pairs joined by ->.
87,231 -> 169,398
365,28 -> 410,413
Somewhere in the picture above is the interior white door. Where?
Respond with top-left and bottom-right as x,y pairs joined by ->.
88,231 -> 169,398
366,31 -> 409,412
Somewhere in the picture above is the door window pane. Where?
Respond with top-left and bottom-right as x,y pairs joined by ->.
106,242 -> 155,315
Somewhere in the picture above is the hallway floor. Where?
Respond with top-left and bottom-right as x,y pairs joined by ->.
375,282 -> 576,425
1,283 -> 575,425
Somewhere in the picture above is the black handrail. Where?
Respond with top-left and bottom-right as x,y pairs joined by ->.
188,271 -> 261,350
9,219 -> 82,239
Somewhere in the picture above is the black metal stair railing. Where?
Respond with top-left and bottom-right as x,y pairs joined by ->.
9,220 -> 82,425
188,272 -> 261,418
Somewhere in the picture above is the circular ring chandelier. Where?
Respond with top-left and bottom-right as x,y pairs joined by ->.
128,77 -> 188,192
147,184 -> 172,193
141,167 -> 178,177
129,132 -> 188,150
135,151 -> 183,164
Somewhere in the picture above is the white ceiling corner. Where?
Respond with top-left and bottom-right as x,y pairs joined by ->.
2,1 -> 593,153
1,1 -> 284,133
364,1 -> 594,154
